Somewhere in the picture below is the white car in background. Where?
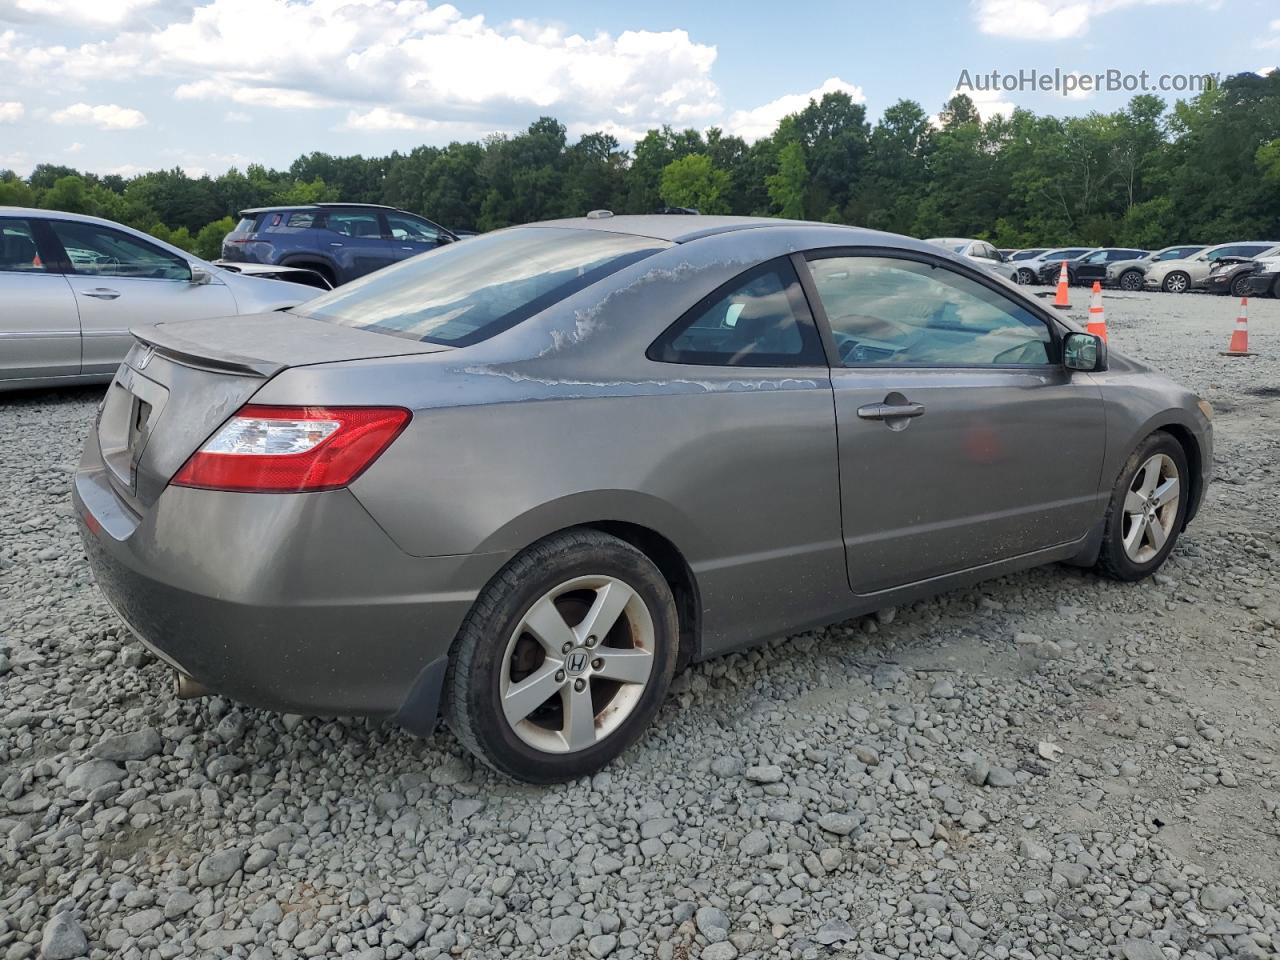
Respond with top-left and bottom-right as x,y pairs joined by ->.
1143,240 -> 1280,293
1,207 -> 312,391
926,237 -> 1019,283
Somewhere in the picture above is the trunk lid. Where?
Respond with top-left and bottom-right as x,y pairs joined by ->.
98,311 -> 447,513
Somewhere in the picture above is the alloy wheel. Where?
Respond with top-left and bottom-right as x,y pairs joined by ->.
1121,454 -> 1180,564
499,575 -> 655,754
1120,271 -> 1142,291
1165,273 -> 1189,293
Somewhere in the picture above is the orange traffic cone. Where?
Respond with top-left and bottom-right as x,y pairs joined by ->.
1052,260 -> 1071,310
1086,282 -> 1107,341
1221,298 -> 1254,357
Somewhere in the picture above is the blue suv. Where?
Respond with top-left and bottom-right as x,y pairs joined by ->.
220,203 -> 457,287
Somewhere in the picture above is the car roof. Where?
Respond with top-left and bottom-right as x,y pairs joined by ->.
526,214 -> 911,246
239,203 -> 402,214
0,205 -> 202,262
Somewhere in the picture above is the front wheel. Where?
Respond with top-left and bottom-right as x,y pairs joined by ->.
1017,268 -> 1036,285
443,529 -> 678,783
1230,274 -> 1251,298
1095,433 -> 1189,581
1162,271 -> 1190,293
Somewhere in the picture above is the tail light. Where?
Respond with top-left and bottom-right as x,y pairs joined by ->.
171,405 -> 410,493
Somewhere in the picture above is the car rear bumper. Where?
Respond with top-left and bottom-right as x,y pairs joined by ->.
73,435 -> 509,725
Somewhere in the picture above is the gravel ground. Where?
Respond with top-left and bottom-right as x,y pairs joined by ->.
2,289 -> 1278,960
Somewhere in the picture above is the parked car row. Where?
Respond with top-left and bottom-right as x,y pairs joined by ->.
994,240 -> 1280,295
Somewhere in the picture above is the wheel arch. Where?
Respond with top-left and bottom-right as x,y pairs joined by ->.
278,254 -> 337,282
1154,422 -> 1204,528
470,491 -> 705,670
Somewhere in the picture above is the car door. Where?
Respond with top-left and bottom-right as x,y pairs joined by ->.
801,250 -> 1106,595
1073,250 -> 1111,284
383,211 -> 448,265
0,216 -> 82,381
46,219 -> 237,377
319,210 -> 397,280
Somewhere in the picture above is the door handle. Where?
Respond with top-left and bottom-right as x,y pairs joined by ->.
857,400 -> 925,420
401,246 -> 414,250
329,242 -> 344,247
81,288 -> 121,300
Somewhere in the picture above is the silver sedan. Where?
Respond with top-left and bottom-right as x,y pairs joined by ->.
75,215 -> 1213,783
1,207 -> 311,390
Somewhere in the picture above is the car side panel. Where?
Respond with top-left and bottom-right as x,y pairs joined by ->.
0,271 -> 82,381
344,377 -> 849,657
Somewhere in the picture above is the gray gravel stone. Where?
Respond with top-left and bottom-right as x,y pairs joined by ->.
197,847 -> 245,886
41,914 -> 88,960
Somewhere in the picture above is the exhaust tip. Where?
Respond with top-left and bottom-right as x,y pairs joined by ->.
174,672 -> 210,700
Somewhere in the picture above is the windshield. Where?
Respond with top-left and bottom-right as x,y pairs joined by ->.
294,227 -> 670,346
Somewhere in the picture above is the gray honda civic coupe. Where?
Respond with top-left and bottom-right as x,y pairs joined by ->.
75,215 -> 1213,783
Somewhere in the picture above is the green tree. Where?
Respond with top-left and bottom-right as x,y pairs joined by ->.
767,142 -> 808,219
193,216 -> 235,260
658,154 -> 730,214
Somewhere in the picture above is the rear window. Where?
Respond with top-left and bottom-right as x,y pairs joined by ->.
233,216 -> 258,233
294,227 -> 670,346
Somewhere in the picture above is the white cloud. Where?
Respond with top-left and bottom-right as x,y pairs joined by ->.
973,0 -> 1219,40
224,110 -> 251,122
65,141 -> 83,153
0,0 -> 723,138
0,0 -> 163,27
726,77 -> 865,141
0,99 -> 21,122
50,102 -> 147,129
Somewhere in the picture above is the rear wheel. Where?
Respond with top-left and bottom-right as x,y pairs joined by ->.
1162,271 -> 1190,293
1119,270 -> 1143,291
1095,432 -> 1188,581
443,529 -> 678,783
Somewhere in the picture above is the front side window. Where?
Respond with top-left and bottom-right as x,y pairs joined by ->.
808,254 -> 1053,367
649,258 -> 825,367
386,213 -> 441,243
295,227 -> 669,346
49,221 -> 190,280
0,218 -> 45,273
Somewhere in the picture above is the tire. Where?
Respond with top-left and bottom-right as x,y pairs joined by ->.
1118,270 -> 1143,292
1230,274 -> 1250,299
1162,271 -> 1190,294
1094,432 -> 1189,582
443,528 -> 678,783
1017,268 -> 1036,285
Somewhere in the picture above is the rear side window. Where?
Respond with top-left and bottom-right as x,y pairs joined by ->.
0,218 -> 45,272
286,212 -> 316,228
649,258 -> 825,367
294,227 -> 669,346
232,216 -> 259,233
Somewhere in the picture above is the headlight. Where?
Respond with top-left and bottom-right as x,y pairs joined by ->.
1197,398 -> 1214,421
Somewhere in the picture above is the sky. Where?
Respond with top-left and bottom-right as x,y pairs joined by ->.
0,0 -> 1277,178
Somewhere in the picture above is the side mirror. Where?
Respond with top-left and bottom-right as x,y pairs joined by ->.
1063,331 -> 1107,372
190,266 -> 213,286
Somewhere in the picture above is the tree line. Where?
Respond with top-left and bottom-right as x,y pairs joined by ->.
2,70 -> 1278,261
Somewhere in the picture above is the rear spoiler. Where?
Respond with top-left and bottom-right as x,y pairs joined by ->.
131,326 -> 283,378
